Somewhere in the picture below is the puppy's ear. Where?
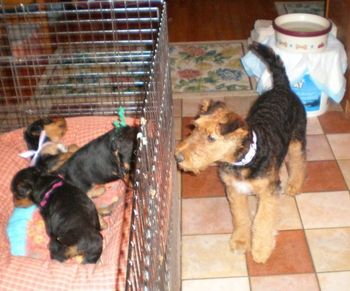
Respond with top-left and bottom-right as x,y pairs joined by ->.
15,180 -> 34,199
199,100 -> 212,113
111,137 -> 119,152
220,114 -> 247,136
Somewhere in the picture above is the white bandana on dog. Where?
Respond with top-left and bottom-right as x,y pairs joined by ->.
232,131 -> 257,167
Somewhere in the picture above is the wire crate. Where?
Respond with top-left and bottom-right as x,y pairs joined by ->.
0,1 -> 179,290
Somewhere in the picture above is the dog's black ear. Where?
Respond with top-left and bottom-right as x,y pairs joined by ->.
14,180 -> 34,199
200,100 -> 226,115
220,120 -> 241,135
111,136 -> 119,152
220,116 -> 247,135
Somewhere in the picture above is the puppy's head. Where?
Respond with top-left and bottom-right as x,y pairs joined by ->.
175,100 -> 249,173
44,117 -> 67,143
11,167 -> 41,207
24,117 -> 67,150
110,126 -> 138,179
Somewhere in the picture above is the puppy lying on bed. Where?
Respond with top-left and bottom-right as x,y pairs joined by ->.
11,167 -> 103,264
24,117 -> 67,151
57,125 -> 138,198
21,117 -> 79,174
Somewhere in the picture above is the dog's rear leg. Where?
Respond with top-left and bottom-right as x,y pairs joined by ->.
286,140 -> 306,196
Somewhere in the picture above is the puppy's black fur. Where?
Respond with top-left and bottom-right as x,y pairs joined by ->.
11,167 -> 103,264
222,42 -> 307,178
57,125 -> 138,193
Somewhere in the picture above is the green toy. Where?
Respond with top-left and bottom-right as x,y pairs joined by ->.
113,107 -> 127,129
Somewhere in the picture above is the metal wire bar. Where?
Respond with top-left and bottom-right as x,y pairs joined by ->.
0,1 -> 178,290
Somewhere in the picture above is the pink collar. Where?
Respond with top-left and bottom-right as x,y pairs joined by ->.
40,180 -> 64,208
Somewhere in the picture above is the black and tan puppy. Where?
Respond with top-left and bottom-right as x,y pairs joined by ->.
24,117 -> 67,151
175,42 -> 307,263
11,167 -> 103,264
57,125 -> 138,197
21,117 -> 79,174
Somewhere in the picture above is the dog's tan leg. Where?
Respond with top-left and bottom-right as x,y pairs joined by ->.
220,170 -> 252,253
286,140 -> 306,196
226,185 -> 252,253
251,178 -> 278,263
97,203 -> 116,217
98,213 -> 108,230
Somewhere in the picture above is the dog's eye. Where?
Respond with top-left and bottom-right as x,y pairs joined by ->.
208,134 -> 216,142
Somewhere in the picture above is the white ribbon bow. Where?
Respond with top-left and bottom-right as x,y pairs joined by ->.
19,130 -> 51,166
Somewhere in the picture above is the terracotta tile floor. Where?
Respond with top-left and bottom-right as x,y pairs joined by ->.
175,99 -> 350,290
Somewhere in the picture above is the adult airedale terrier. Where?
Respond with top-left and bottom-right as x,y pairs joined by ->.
175,42 -> 307,263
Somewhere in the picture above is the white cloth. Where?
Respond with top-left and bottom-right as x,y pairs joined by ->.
250,20 -> 274,43
242,33 -> 348,103
18,131 -> 67,166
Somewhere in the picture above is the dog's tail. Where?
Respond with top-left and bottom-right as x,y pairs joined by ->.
249,41 -> 290,89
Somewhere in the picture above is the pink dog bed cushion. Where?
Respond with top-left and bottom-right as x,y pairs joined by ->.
0,116 -> 136,291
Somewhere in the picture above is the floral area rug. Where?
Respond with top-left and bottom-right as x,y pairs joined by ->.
275,1 -> 325,16
170,41 -> 254,98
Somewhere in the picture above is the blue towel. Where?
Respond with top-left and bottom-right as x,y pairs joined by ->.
6,205 -> 37,256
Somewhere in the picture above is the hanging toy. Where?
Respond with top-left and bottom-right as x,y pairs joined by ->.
113,107 -> 127,130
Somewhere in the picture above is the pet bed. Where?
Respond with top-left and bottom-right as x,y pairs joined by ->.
0,116 -> 136,291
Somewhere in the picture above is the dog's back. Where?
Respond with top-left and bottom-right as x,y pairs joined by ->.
58,125 -> 138,192
34,175 -> 103,263
245,42 -> 307,173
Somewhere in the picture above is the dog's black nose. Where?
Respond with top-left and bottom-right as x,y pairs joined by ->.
175,153 -> 184,163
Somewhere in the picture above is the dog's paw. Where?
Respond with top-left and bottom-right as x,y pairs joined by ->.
251,234 -> 276,264
88,186 -> 106,198
98,214 -> 108,230
229,231 -> 251,254
97,203 -> 116,217
286,183 -> 301,196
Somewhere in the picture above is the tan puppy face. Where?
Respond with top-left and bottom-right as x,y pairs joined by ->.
44,118 -> 67,143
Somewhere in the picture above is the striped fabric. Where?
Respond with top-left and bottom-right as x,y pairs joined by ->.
0,116 -> 136,291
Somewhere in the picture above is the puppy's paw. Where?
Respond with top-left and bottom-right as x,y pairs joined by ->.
251,234 -> 276,264
68,144 -> 79,153
286,183 -> 301,196
88,186 -> 106,198
97,204 -> 115,217
229,231 -> 251,254
98,214 -> 108,230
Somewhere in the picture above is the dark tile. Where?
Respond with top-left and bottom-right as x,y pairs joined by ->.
318,111 -> 350,134
182,166 -> 225,198
302,161 -> 347,193
247,230 -> 314,276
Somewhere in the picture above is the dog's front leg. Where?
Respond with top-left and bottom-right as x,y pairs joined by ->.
225,185 -> 252,254
251,181 -> 278,263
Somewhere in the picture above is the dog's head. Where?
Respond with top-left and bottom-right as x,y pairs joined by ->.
110,125 -> 138,179
175,100 -> 249,173
11,167 -> 41,207
24,117 -> 67,150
